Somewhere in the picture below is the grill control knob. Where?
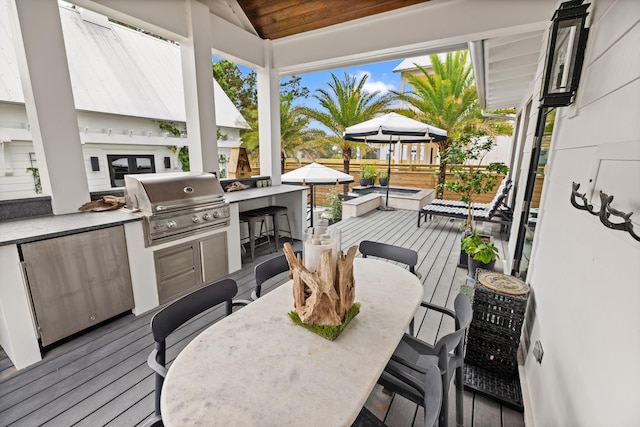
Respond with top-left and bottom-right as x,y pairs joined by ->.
202,213 -> 213,221
166,220 -> 177,229
192,216 -> 201,223
212,211 -> 221,218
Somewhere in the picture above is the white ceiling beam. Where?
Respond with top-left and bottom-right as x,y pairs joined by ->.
271,0 -> 557,74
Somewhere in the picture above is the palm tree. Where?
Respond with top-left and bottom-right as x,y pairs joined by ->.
301,72 -> 393,191
279,93 -> 326,171
394,51 -> 512,197
241,93 -> 324,170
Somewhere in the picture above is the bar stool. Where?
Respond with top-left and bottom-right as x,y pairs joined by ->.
239,208 -> 273,262
258,205 -> 293,249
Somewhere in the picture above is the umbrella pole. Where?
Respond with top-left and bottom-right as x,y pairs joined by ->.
310,184 -> 314,227
378,136 -> 395,211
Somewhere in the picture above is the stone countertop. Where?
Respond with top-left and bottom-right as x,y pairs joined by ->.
160,258 -> 424,427
222,184 -> 306,203
0,210 -> 142,246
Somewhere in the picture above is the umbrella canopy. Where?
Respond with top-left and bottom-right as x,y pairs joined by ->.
342,112 -> 447,143
281,162 -> 354,185
343,113 -> 447,210
281,162 -> 353,226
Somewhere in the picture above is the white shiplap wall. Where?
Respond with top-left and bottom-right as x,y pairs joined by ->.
516,1 -> 640,425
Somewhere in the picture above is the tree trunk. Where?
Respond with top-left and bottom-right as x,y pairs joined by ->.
342,147 -> 351,194
437,161 -> 447,199
280,150 -> 286,175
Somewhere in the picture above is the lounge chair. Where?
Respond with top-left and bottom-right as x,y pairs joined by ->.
418,192 -> 513,233
430,179 -> 512,210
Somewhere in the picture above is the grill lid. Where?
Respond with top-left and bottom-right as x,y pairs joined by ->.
124,172 -> 225,213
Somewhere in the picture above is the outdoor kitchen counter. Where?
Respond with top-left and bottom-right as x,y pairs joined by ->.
0,209 -> 142,246
223,184 -> 308,243
222,183 -> 306,204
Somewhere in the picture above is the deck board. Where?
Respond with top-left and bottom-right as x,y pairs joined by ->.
0,209 -> 522,427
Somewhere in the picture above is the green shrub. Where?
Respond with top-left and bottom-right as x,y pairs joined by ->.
360,163 -> 377,179
325,188 -> 342,221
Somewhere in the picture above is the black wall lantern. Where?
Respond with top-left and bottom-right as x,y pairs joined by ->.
539,0 -> 590,108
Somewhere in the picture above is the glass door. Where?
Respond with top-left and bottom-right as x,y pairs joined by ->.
512,108 -> 556,279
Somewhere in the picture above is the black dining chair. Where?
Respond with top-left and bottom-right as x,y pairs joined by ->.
377,293 -> 472,427
252,251 -> 301,300
352,363 -> 442,427
359,240 -> 421,334
141,278 -> 248,427
358,240 -> 421,279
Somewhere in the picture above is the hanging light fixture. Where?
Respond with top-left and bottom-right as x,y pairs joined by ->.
539,0 -> 590,108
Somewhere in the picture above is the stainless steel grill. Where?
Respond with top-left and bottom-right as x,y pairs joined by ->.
124,172 -> 230,247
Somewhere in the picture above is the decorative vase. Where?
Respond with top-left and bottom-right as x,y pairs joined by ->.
302,226 -> 341,273
379,177 -> 388,186
359,178 -> 373,186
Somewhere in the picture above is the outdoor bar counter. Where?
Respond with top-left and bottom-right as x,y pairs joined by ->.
0,184 -> 307,370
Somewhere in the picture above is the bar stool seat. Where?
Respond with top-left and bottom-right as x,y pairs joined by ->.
258,205 -> 293,248
239,208 -> 273,261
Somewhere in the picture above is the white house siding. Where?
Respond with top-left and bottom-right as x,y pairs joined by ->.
0,141 -> 37,199
511,0 -> 640,425
0,2 -> 248,201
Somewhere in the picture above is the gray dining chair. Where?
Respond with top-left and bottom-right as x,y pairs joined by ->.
358,240 -> 421,279
141,278 -> 248,427
252,251 -> 300,300
352,364 -> 442,427
378,293 -> 472,427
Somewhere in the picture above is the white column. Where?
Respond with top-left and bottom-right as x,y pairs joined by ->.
8,0 -> 89,214
257,40 -> 281,183
0,245 -> 42,369
180,0 -> 218,173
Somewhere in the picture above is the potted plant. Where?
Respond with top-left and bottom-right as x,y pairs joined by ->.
323,188 -> 343,224
378,170 -> 389,186
437,132 -> 509,269
359,163 -> 377,186
461,230 -> 499,280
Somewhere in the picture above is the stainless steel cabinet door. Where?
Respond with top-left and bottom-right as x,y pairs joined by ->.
154,232 -> 229,304
154,241 -> 198,305
21,226 -> 134,346
200,232 -> 228,284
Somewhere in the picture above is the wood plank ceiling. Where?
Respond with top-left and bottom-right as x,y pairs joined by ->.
235,0 -> 431,40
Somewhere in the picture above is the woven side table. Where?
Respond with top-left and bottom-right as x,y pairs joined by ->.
464,269 -> 529,411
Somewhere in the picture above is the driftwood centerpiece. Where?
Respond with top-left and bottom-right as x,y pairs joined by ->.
283,242 -> 359,339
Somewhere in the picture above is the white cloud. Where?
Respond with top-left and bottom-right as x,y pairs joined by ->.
353,71 -> 395,95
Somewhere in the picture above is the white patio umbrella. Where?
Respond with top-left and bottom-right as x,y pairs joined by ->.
281,162 -> 354,226
343,112 -> 447,210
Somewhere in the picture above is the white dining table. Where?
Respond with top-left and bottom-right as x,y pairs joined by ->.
160,257 -> 424,427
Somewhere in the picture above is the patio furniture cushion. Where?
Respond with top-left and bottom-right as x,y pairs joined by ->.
417,193 -> 513,233
430,179 -> 512,210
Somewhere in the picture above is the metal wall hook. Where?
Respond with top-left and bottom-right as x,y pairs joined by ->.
570,182 -> 599,215
599,192 -> 640,241
571,182 -> 640,242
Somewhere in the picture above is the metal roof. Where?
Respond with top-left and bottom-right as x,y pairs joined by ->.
392,55 -> 434,73
0,5 -> 248,129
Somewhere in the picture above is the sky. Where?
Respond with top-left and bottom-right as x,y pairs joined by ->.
237,59 -> 406,133
291,59 -> 403,108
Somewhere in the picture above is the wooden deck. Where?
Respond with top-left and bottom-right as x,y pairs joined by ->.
0,209 -> 523,427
